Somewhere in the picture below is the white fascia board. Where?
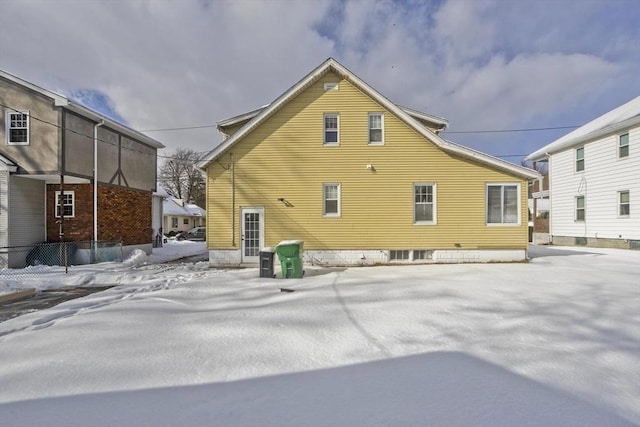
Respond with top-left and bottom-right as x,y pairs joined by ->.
526,115 -> 640,161
397,105 -> 448,129
0,154 -> 18,172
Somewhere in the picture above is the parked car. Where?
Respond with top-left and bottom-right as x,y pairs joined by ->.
175,227 -> 206,241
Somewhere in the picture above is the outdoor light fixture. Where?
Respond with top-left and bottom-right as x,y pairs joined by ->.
277,197 -> 293,207
366,163 -> 375,171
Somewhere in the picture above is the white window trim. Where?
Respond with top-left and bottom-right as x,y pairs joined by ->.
413,182 -> 437,225
5,110 -> 30,145
323,113 -> 339,146
368,112 -> 384,145
486,183 -> 521,226
54,190 -> 75,218
618,190 -> 630,218
323,183 -> 341,217
575,195 -> 585,222
575,146 -> 585,172
618,133 -> 629,159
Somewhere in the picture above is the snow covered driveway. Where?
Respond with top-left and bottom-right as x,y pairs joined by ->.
0,245 -> 639,426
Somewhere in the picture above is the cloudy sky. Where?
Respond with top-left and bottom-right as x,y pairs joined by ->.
1,0 -> 638,164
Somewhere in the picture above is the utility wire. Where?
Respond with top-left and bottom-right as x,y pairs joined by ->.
1,102 -> 211,161
442,125 -> 579,134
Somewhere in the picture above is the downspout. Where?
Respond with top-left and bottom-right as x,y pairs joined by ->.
545,153 -> 552,243
93,120 -> 104,243
231,153 -> 235,247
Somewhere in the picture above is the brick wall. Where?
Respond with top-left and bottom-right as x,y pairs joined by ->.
47,184 -> 152,245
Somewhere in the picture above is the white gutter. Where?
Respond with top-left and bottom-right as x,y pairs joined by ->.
93,120 -> 104,243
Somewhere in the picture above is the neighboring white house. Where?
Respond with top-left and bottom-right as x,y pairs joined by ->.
162,195 -> 206,236
526,96 -> 640,249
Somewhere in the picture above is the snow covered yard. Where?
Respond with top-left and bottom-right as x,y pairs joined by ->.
0,245 -> 638,426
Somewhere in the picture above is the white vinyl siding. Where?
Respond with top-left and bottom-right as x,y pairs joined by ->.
549,125 -> 640,239
8,176 -> 46,267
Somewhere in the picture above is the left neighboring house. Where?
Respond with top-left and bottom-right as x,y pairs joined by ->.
0,70 -> 164,268
162,192 -> 206,236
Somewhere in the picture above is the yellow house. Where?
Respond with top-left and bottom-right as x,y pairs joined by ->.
198,58 -> 540,266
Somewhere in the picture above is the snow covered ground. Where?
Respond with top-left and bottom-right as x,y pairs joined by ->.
0,244 -> 639,426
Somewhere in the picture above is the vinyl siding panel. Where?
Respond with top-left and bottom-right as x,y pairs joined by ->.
0,170 -> 9,260
550,124 -> 640,239
8,176 -> 46,267
207,72 -> 528,251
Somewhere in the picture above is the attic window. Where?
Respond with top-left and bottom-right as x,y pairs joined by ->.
324,82 -> 339,91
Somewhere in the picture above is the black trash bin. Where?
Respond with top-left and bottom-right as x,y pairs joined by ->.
259,247 -> 276,278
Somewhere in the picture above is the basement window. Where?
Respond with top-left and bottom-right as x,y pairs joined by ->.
389,250 -> 410,261
413,250 -> 433,261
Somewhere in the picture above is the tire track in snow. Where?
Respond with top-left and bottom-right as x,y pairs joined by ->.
330,271 -> 391,357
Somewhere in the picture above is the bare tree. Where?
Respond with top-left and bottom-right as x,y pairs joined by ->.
159,148 -> 205,207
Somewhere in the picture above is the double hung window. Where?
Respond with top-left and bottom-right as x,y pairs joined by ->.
576,196 -> 585,221
5,110 -> 30,145
368,113 -> 384,144
619,191 -> 630,217
55,191 -> 75,218
324,114 -> 339,145
619,133 -> 629,158
487,184 -> 519,225
414,183 -> 435,223
323,183 -> 340,216
576,147 -> 585,172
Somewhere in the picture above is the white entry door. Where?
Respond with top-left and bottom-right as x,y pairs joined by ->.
241,208 -> 264,263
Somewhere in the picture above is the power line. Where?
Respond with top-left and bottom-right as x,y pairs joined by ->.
442,125 -> 579,134
141,124 -> 218,132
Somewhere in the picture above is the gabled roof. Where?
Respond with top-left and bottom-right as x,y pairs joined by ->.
163,196 -> 206,217
0,69 -> 164,149
198,58 -> 538,180
526,96 -> 640,161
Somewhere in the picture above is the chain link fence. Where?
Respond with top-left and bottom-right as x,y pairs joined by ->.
0,240 -> 122,281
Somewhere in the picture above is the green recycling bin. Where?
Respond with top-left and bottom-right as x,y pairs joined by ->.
276,240 -> 304,279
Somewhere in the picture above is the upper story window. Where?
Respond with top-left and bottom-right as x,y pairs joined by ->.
323,183 -> 340,216
414,183 -> 436,224
619,133 -> 629,158
324,114 -> 339,145
619,191 -> 630,217
55,191 -> 75,218
575,147 -> 585,172
487,184 -> 520,225
575,195 -> 585,221
369,113 -> 384,145
5,110 -> 30,145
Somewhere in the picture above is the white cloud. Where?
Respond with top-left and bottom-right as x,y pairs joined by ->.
0,0 -> 637,160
